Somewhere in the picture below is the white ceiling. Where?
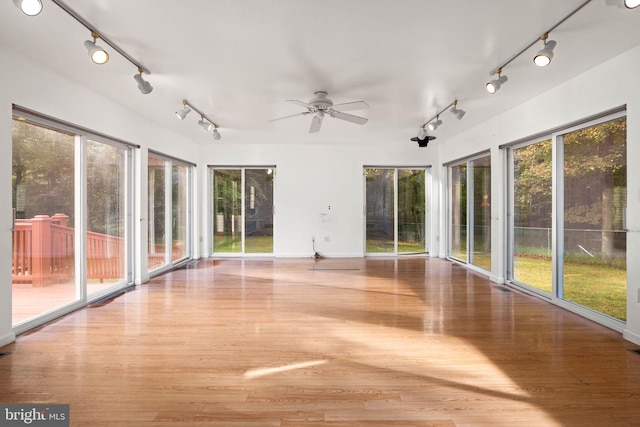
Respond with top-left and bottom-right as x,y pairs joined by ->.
2,0 -> 640,146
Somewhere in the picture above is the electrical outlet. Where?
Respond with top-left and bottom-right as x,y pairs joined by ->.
324,236 -> 330,243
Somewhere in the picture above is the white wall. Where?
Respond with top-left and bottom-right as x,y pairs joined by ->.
437,44 -> 640,345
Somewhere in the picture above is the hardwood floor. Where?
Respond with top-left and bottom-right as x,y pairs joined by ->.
2,257 -> 640,426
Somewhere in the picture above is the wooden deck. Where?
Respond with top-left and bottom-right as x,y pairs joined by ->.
2,257 -> 640,426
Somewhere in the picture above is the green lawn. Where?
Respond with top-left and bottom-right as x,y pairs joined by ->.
214,236 -> 273,253
366,239 -> 426,254
515,255 -> 626,321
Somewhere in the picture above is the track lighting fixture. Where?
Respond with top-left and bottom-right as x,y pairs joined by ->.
177,100 -> 222,140
415,99 -> 465,144
17,0 -> 153,93
486,0 -> 590,92
606,0 -> 640,8
13,0 -> 42,16
133,68 -> 153,94
427,115 -> 442,131
486,69 -> 508,94
533,34 -> 556,67
450,100 -> 466,120
84,32 -> 109,64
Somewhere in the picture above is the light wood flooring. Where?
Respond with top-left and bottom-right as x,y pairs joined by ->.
2,257 -> 640,426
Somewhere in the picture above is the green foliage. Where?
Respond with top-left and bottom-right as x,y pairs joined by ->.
12,119 -> 127,236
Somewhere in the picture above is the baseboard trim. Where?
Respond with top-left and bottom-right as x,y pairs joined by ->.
623,329 -> 640,346
0,331 -> 16,348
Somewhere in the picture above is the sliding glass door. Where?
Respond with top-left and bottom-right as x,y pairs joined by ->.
211,167 -> 274,255
148,153 -> 193,273
559,116 -> 627,321
12,119 -> 77,324
507,138 -> 553,294
12,110 -> 134,330
506,113 -> 627,323
86,139 -> 129,297
365,167 -> 427,255
448,154 -> 491,271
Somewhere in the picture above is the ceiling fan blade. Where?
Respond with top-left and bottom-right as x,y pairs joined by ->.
269,111 -> 311,122
309,112 -> 324,133
330,110 -> 368,125
286,99 -> 316,110
331,101 -> 369,111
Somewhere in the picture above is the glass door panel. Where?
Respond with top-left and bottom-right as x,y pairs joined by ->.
12,119 -> 78,325
172,164 -> 189,261
450,164 -> 467,261
470,156 -> 491,270
213,169 -> 242,253
148,155 -> 167,270
365,168 -> 395,253
398,169 -> 426,253
244,169 -> 274,253
561,117 -> 627,321
510,140 -> 553,293
86,140 -> 127,297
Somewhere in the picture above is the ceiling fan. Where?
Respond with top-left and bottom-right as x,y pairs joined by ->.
270,91 -> 369,133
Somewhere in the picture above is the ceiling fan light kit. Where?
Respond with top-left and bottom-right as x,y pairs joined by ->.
270,91 -> 369,133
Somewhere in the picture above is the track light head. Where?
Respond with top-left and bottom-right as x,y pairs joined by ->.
13,0 -> 42,16
450,101 -> 466,120
607,0 -> 640,8
176,104 -> 191,120
84,33 -> 109,64
213,128 -> 221,140
417,127 -> 428,139
133,69 -> 153,94
198,117 -> 213,131
533,38 -> 556,67
427,116 -> 442,132
486,71 -> 508,94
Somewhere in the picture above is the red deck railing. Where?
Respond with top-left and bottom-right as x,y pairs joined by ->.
12,214 -> 124,286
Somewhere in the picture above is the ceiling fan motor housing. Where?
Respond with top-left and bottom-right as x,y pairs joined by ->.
310,91 -> 333,110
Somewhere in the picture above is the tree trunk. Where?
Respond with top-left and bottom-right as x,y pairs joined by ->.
601,134 -> 614,259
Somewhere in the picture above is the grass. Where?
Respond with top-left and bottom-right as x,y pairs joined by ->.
213,236 -> 273,253
514,254 -> 626,321
366,239 -> 426,254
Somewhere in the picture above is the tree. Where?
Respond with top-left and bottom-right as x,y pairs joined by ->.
563,117 -> 626,257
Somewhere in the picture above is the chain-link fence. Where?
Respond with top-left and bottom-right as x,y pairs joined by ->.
514,227 -> 626,259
